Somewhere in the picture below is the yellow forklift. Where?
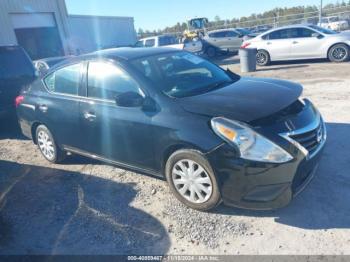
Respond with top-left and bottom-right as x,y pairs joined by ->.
183,17 -> 209,40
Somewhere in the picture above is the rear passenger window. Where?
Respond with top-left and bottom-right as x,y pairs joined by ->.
210,31 -> 227,38
135,41 -> 144,47
145,39 -> 155,47
226,31 -> 238,37
87,62 -> 141,101
44,63 -> 81,95
268,29 -> 289,40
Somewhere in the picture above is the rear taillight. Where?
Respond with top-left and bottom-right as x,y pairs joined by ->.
241,42 -> 251,49
15,96 -> 24,108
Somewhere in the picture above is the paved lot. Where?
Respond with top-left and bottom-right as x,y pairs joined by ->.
0,57 -> 349,255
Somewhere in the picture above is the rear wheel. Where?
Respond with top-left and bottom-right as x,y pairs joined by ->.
256,50 -> 271,66
165,149 -> 221,211
328,44 -> 349,62
36,125 -> 66,163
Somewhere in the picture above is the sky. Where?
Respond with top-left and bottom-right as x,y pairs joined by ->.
65,0 -> 335,31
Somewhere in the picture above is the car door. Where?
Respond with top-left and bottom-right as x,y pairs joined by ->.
225,30 -> 243,51
206,31 -> 226,49
78,60 -> 155,170
262,29 -> 292,60
39,63 -> 83,148
290,28 -> 325,59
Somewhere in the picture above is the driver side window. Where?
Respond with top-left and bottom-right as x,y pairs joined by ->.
87,61 -> 142,101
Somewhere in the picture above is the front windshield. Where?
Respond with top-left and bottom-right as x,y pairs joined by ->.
309,25 -> 338,34
130,52 -> 239,98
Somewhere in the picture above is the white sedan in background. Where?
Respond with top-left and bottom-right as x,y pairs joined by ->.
241,24 -> 350,66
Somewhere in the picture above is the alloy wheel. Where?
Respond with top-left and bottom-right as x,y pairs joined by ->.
37,130 -> 55,161
257,52 -> 266,65
332,47 -> 347,60
171,159 -> 213,204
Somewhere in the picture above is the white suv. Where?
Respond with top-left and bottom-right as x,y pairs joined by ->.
319,16 -> 349,32
136,35 -> 203,55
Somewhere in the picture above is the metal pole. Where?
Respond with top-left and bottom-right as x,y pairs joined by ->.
319,0 -> 323,24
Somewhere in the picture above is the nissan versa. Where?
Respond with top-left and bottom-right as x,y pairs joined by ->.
16,48 -> 326,211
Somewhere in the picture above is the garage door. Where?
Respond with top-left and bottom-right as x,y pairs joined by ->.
11,13 -> 64,60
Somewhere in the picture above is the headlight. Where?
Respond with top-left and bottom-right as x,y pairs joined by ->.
211,117 -> 293,163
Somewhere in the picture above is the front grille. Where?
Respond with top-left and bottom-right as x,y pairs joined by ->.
289,122 -> 324,155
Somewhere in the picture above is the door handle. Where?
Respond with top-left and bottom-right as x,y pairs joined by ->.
292,41 -> 298,44
83,112 -> 96,121
267,42 -> 272,45
38,104 -> 48,113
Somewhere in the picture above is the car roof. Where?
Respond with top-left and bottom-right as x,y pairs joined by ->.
140,35 -> 176,41
259,24 -> 315,35
35,56 -> 72,63
47,47 -> 180,72
207,28 -> 236,33
91,47 -> 180,60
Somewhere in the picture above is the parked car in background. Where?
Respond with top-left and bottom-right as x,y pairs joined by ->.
136,35 -> 203,55
136,35 -> 184,49
319,16 -> 349,31
0,45 -> 36,119
250,25 -> 273,34
203,29 -> 244,57
242,24 -> 350,66
17,48 -> 326,211
235,28 -> 259,40
34,56 -> 74,77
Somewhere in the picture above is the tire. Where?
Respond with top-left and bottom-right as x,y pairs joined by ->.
35,125 -> 66,163
256,50 -> 271,66
206,46 -> 217,58
328,44 -> 349,62
165,149 -> 221,211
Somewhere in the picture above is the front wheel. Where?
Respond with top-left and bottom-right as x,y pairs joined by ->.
165,149 -> 221,211
36,125 -> 66,163
328,44 -> 349,62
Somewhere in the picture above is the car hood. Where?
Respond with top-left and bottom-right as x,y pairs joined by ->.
178,77 -> 303,123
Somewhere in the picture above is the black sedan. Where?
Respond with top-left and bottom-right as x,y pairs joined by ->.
16,48 -> 326,211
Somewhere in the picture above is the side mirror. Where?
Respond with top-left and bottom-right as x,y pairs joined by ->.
115,92 -> 144,107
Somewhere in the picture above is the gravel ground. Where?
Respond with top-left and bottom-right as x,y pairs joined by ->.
0,57 -> 349,255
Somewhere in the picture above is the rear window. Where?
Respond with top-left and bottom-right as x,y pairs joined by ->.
44,63 -> 81,95
135,41 -> 144,47
0,46 -> 35,80
145,39 -> 156,47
